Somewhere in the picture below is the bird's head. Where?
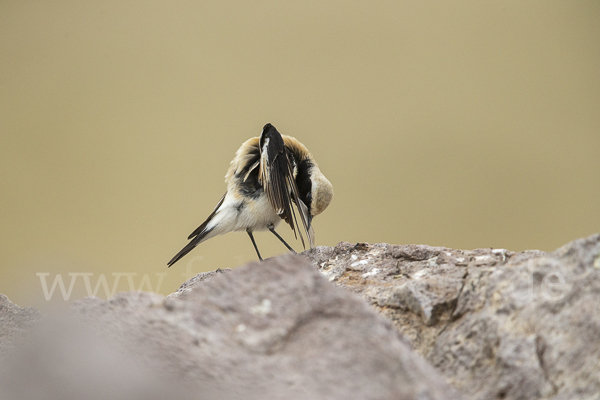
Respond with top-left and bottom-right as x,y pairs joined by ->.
309,167 -> 333,217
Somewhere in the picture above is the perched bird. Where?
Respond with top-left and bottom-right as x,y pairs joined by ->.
167,123 -> 333,267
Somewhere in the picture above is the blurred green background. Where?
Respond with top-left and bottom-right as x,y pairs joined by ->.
1,1 -> 599,309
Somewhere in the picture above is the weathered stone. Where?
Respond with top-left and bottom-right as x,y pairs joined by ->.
3,233 -> 599,400
302,234 -> 600,400
167,267 -> 232,298
0,294 -> 41,356
71,255 -> 460,400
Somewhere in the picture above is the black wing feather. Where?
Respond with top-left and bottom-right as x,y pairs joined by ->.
259,123 -> 312,248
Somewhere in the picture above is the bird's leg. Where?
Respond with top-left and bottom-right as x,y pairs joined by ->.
268,224 -> 297,254
246,229 -> 263,261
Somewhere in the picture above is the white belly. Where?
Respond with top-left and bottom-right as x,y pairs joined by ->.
205,191 -> 281,239
234,193 -> 281,231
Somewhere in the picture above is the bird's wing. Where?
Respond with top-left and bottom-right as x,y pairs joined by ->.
258,124 -> 313,248
167,193 -> 226,267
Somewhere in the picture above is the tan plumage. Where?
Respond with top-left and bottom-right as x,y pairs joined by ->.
167,123 -> 333,267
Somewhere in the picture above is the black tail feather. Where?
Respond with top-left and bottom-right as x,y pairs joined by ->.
168,193 -> 226,267
168,227 -> 213,267
188,194 -> 225,240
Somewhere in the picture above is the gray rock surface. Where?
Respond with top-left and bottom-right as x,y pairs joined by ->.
167,267 -> 232,298
0,317 -> 196,400
303,234 -> 600,400
68,255 -> 460,400
0,293 -> 41,356
2,233 -> 599,400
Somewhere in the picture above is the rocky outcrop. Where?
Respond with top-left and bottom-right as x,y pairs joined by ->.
0,256 -> 460,400
304,233 -> 600,400
1,233 -> 599,400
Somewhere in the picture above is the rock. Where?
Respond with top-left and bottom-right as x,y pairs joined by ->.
167,267 -> 232,298
0,294 -> 41,356
70,254 -> 460,400
0,317 -> 196,400
4,233 -> 599,400
303,233 -> 600,400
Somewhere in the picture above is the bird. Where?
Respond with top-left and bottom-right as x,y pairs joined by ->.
167,123 -> 333,267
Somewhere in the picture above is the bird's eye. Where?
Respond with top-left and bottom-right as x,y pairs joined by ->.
306,192 -> 312,203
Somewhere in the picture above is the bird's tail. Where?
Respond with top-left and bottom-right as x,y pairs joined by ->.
167,227 -> 214,267
167,193 -> 226,267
